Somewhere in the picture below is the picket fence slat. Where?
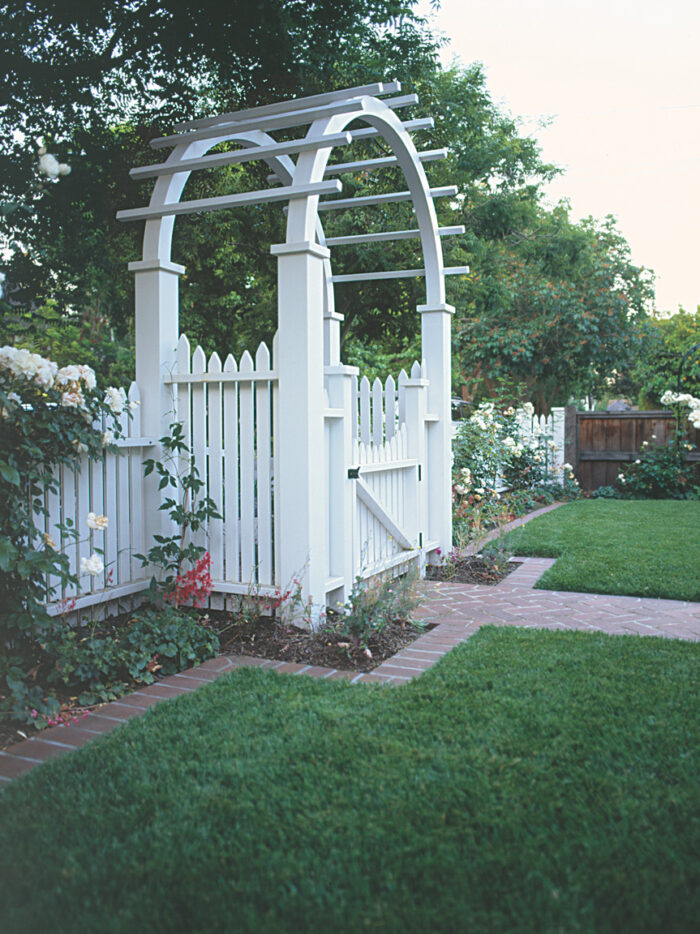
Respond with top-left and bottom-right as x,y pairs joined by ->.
255,342 -> 273,585
191,345 -> 208,557
207,352 -> 224,586
127,383 -> 145,582
239,350 -> 256,582
222,352 -> 240,583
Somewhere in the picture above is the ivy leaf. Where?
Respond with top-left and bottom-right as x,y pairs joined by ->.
0,461 -> 20,486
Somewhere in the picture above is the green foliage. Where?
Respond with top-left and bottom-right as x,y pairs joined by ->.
137,421 -> 222,601
326,571 -> 420,652
617,439 -> 699,500
631,307 -> 700,407
43,605 -> 219,706
0,628 -> 697,933
500,499 -> 700,601
0,348 -> 126,645
455,211 -> 654,411
0,302 -> 135,388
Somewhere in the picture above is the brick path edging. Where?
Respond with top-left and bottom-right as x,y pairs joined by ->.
3,501 -> 698,784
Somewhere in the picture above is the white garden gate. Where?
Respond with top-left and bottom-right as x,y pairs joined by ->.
58,81 -> 466,621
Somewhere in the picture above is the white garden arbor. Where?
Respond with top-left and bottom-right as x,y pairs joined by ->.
118,81 -> 467,620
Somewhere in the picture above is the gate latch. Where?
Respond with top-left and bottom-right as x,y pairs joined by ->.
347,467 -> 361,479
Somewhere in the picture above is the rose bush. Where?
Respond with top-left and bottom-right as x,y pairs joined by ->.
452,400 -> 579,544
0,344 -> 129,722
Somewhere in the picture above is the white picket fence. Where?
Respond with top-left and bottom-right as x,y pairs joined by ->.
44,383 -> 154,615
43,339 -> 436,616
167,334 -> 279,598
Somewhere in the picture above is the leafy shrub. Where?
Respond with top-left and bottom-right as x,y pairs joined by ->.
617,439 -> 699,499
592,485 -> 621,499
326,571 -> 420,654
451,400 -> 578,544
137,421 -> 221,603
0,345 -> 129,723
44,606 -> 219,706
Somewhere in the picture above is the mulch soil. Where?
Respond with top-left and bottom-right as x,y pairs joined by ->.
202,612 -> 426,672
426,556 -> 522,585
1,559 -> 517,751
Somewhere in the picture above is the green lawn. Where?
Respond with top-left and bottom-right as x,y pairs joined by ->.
1,627 -> 698,934
499,499 -> 700,601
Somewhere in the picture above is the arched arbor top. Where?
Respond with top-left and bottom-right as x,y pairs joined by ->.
118,80 -> 468,308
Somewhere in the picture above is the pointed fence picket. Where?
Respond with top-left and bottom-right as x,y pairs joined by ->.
168,334 -> 278,593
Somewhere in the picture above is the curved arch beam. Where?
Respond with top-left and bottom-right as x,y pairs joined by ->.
139,129 -> 337,316
287,97 -> 447,306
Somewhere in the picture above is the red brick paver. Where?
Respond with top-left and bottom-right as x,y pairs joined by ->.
3,530 -> 698,785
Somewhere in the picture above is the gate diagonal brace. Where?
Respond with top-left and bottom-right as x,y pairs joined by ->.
353,476 -> 414,551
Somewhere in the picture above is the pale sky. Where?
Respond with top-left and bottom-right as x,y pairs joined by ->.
417,0 -> 700,313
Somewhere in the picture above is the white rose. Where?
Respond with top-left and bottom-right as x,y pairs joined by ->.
62,389 -> 84,408
86,512 -> 108,531
102,429 -> 115,446
78,365 -> 96,390
104,386 -> 127,414
38,153 -> 60,178
58,163 -> 71,176
80,554 -> 104,576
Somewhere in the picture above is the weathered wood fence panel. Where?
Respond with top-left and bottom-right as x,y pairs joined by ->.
564,406 -> 700,490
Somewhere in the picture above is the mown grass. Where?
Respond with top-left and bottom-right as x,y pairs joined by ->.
1,626 -> 698,934
499,499 -> 700,600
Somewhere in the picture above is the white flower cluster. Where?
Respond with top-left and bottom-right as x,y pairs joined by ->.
55,363 -> 97,409
0,347 -> 97,413
37,144 -> 71,180
86,512 -> 108,531
660,390 -> 700,429
0,346 -> 57,389
453,466 -> 473,496
80,553 -> 104,576
503,436 -> 524,456
104,386 -> 127,414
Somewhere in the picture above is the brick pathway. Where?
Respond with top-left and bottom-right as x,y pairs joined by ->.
2,536 -> 698,785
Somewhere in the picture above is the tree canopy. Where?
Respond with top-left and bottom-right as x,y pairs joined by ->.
1,2 -> 657,411
630,307 -> 700,407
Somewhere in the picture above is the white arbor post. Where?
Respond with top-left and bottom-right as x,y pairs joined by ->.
325,364 -> 359,605
270,241 -> 330,623
420,303 -> 454,557
402,366 -> 429,571
129,257 -> 184,547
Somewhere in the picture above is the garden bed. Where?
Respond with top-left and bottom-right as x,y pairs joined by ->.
426,555 -> 521,585
203,611 -> 425,671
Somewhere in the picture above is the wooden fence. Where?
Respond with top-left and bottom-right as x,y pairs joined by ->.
564,407 -> 700,490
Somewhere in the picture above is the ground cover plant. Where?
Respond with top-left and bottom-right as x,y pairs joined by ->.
0,626 -> 697,933
498,499 -> 700,601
